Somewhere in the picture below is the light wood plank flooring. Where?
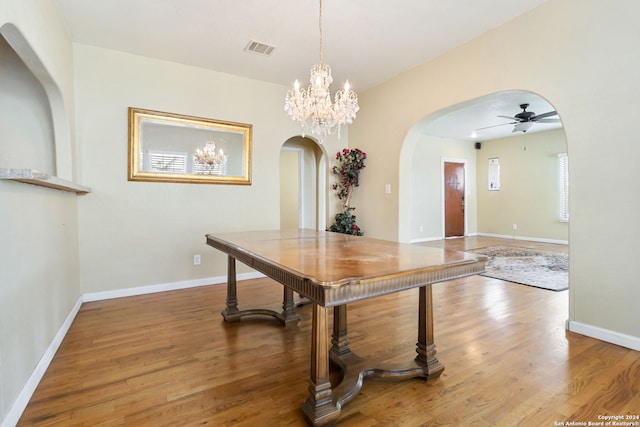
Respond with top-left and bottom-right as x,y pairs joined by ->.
18,238 -> 638,426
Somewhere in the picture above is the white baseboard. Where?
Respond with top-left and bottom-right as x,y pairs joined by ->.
409,236 -> 442,244
3,272 -> 267,427
409,232 -> 568,245
410,232 -> 480,244
567,320 -> 640,351
82,272 -> 265,302
476,232 -> 568,245
2,296 -> 83,427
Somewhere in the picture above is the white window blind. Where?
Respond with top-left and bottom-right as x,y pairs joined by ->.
148,151 -> 187,174
558,153 -> 569,222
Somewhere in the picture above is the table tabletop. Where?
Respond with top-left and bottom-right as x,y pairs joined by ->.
206,229 -> 487,306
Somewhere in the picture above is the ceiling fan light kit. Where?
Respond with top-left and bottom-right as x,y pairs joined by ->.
513,122 -> 534,133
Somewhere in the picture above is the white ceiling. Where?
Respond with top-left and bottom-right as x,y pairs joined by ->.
53,0 -> 562,141
422,91 -> 561,142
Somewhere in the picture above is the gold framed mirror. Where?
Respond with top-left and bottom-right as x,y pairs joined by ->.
128,107 -> 252,185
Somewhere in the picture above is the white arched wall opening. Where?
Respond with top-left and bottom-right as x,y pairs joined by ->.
398,91 -> 568,246
280,136 -> 328,231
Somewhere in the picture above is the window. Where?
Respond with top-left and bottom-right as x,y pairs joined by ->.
558,153 -> 569,222
488,157 -> 500,190
145,151 -> 187,174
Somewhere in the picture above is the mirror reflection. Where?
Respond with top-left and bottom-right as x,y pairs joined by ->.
128,108 -> 252,185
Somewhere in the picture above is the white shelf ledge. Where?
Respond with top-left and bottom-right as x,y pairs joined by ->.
0,168 -> 91,194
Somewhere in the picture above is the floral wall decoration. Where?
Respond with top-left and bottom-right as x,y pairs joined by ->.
327,148 -> 367,235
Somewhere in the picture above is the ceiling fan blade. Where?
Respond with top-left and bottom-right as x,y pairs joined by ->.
535,118 -> 561,124
533,110 -> 558,120
476,121 -> 516,131
497,115 -> 519,121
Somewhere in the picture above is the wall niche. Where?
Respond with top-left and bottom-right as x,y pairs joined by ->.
0,27 -> 89,194
0,33 -> 56,174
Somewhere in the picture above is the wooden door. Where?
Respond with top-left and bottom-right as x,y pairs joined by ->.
444,162 -> 465,237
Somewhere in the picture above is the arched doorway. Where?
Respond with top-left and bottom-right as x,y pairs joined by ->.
280,136 -> 326,231
399,90 -> 568,246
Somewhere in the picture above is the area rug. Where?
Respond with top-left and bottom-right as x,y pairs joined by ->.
467,246 -> 568,291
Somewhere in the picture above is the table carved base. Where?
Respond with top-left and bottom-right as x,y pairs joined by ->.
221,255 -> 443,426
221,256 -> 301,325
300,287 -> 444,426
207,231 -> 487,427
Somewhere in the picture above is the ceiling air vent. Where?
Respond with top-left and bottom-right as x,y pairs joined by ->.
244,40 -> 275,56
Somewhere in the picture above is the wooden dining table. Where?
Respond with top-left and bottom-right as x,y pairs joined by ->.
205,229 -> 487,426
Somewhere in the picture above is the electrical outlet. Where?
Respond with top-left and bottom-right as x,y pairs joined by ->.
512,224 -> 518,230
193,254 -> 201,265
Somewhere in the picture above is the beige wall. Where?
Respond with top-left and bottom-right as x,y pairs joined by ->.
0,0 -> 80,423
73,45 -> 343,294
476,129 -> 568,242
402,126 -> 566,244
407,135 -> 478,241
351,0 -> 640,340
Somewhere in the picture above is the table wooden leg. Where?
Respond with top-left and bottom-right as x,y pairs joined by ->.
221,255 -> 241,321
301,303 -> 340,426
220,255 -> 300,325
415,285 -> 444,379
331,305 -> 350,357
281,287 -> 301,325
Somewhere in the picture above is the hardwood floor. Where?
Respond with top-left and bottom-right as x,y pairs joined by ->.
18,238 -> 638,426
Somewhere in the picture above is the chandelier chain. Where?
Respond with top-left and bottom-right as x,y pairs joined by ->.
319,0 -> 323,64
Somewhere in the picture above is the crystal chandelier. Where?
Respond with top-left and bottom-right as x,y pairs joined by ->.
194,141 -> 227,175
284,0 -> 359,142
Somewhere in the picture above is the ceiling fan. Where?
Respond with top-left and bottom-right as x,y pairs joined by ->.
479,103 -> 560,133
